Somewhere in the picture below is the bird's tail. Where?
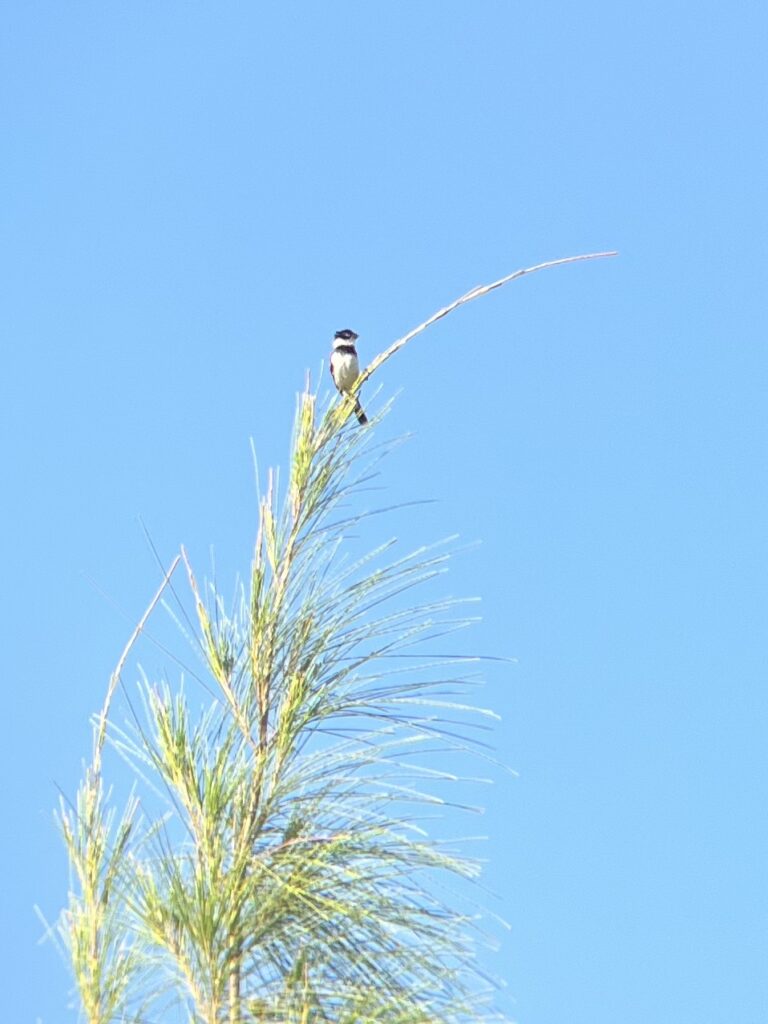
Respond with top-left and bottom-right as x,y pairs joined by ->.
354,398 -> 368,426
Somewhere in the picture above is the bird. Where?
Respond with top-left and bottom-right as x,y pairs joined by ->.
330,329 -> 368,425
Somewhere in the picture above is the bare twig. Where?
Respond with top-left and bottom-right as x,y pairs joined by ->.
93,554 -> 181,769
356,250 -> 618,388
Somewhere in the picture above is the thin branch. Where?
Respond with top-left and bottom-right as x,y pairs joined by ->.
94,554 -> 181,770
357,250 -> 619,388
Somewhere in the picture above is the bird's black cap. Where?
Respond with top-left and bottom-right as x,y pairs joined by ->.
334,329 -> 358,340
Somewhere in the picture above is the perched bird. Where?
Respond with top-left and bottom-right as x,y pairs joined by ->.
330,329 -> 368,425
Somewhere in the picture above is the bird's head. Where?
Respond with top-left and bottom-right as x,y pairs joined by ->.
334,329 -> 359,343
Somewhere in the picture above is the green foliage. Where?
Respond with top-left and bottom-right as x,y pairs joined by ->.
52,253 -> 618,1023
56,776 -> 142,1024
56,384 -> 506,1024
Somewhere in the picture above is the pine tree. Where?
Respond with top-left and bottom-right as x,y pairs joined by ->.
53,253 -> 615,1023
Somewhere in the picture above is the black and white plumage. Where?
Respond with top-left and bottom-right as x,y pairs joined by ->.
330,329 -> 368,425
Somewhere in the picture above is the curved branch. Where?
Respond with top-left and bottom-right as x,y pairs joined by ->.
356,250 -> 618,389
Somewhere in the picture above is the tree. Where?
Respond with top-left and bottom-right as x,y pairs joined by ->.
53,253 -> 616,1023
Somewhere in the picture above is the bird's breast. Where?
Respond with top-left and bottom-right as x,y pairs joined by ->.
331,351 -> 360,391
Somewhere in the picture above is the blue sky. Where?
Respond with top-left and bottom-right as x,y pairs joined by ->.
3,2 -> 767,1021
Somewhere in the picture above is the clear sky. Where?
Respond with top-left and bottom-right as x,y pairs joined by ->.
3,3 -> 767,1022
